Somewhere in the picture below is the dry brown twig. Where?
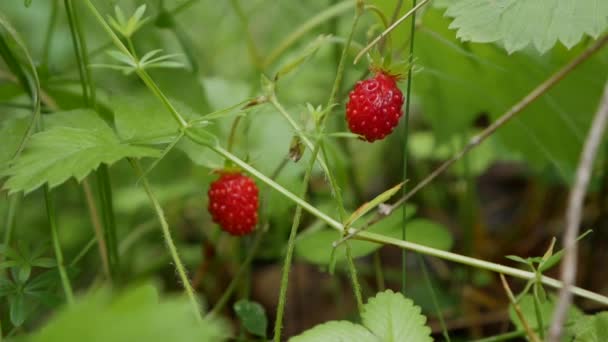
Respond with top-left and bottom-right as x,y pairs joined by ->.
500,274 -> 542,342
549,79 -> 608,341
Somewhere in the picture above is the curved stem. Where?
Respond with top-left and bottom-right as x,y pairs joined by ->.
130,160 -> 202,322
263,0 -> 355,68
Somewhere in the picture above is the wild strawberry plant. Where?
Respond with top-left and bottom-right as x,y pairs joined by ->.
1,0 -> 608,341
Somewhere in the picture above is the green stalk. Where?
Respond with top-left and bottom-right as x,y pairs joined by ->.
273,143 -> 320,342
373,251 -> 385,290
42,0 -> 58,66
401,0 -> 417,295
1,195 -> 20,269
263,0 -> 355,68
96,166 -> 119,279
69,237 -> 97,267
65,0 -> 119,279
64,0 -> 89,105
44,187 -> 74,305
532,283 -> 545,339
471,330 -> 528,342
418,256 -> 450,342
208,229 -> 266,316
130,160 -> 202,322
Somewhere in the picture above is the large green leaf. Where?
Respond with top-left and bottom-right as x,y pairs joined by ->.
295,209 -> 455,266
29,284 -> 229,342
290,321 -> 378,342
441,0 -> 608,54
1,109 -> 159,194
414,8 -> 608,182
112,92 -> 202,143
362,290 -> 432,342
571,312 -> 608,342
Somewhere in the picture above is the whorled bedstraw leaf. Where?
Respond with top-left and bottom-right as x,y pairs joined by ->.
0,109 -> 160,194
362,290 -> 432,342
440,0 -> 608,54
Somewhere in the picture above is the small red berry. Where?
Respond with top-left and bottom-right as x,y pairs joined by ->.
346,71 -> 404,142
208,172 -> 259,236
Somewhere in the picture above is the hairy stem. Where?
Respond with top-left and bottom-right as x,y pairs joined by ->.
130,160 -> 202,321
273,143 -> 320,342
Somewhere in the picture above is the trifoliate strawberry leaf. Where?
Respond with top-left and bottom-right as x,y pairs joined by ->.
289,321 -> 378,342
1,109 -> 159,194
440,0 -> 608,54
362,290 -> 432,342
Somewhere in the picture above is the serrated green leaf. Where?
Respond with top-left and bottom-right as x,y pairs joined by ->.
289,321 -> 377,342
30,284 -> 229,342
344,182 -> 404,228
361,290 -> 432,342
442,0 -> 608,54
1,109 -> 160,194
571,312 -> 608,342
112,93 -> 201,143
234,300 -> 267,338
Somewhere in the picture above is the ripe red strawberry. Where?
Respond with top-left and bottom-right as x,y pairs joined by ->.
346,71 -> 404,142
208,172 -> 259,236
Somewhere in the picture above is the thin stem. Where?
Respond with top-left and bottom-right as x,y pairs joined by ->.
500,274 -> 541,342
44,187 -> 74,305
208,229 -> 266,316
360,33 -> 608,238
81,179 -> 111,279
354,0 -> 430,64
273,143 -> 320,342
263,0 -> 355,68
1,195 -> 20,269
230,0 -> 262,70
83,0 -> 189,128
130,160 -> 202,322
69,236 -> 97,267
549,79 -> 608,341
419,256 -> 451,342
532,283 -> 545,340
400,0 -> 417,295
227,116 -> 243,153
64,0 -> 89,105
353,230 -> 608,305
373,250 -> 385,291
96,166 -> 119,279
471,330 -> 528,342
42,0 -> 58,66
268,95 -> 330,175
